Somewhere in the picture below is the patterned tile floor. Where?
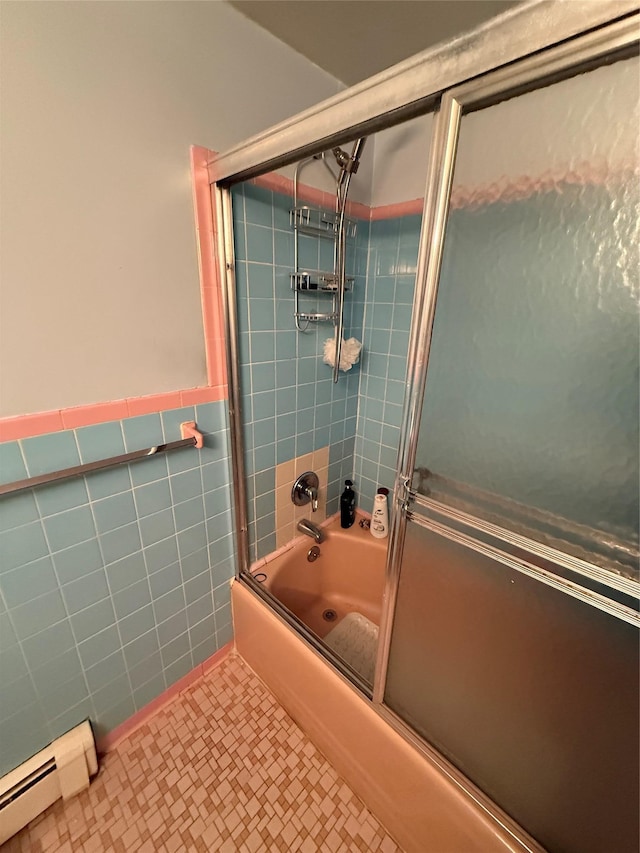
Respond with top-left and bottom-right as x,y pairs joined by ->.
5,652 -> 403,852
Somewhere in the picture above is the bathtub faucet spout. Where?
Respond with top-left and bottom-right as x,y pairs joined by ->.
297,519 -> 324,543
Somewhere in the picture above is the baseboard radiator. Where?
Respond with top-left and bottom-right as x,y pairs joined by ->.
0,721 -> 98,845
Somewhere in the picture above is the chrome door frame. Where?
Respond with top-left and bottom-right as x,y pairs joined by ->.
373,14 -> 640,703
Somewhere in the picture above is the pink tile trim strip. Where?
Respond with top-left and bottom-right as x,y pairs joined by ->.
96,641 -> 234,754
191,145 -> 228,392
0,386 -> 227,442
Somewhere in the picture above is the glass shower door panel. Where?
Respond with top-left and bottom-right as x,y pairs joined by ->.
414,56 -> 640,578
384,521 -> 640,853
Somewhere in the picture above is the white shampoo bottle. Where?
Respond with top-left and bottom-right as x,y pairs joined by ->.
371,492 -> 389,539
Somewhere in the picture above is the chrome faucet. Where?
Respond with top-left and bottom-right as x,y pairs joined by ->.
297,519 -> 324,543
291,471 -> 320,513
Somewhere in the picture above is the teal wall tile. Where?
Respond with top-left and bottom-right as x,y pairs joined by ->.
22,431 -> 79,477
0,557 -> 58,607
181,547 -> 209,583
117,603 -> 155,645
163,653 -> 193,685
112,578 -> 151,620
129,651 -> 164,690
84,650 -> 127,694
36,479 -> 89,517
148,561 -> 182,599
133,673 -> 166,712
100,521 -> 141,564
134,480 -> 172,518
31,648 -> 84,696
160,631 -> 191,668
70,597 -> 116,643
160,407 -> 195,443
174,496 -> 205,532
0,674 -> 38,721
21,620 -> 76,670
77,625 -> 121,669
122,414 -> 163,453
11,589 -> 67,640
53,539 -> 104,584
105,551 -> 147,594
86,466 -> 132,501
154,587 -> 186,625
0,491 -> 39,533
123,629 -> 160,670
61,569 -> 110,614
93,492 -> 137,533
144,537 -> 180,574
43,505 -> 96,552
76,422 -> 125,463
0,521 -> 48,572
0,643 -> 29,684
95,696 -> 136,735
0,441 -> 28,482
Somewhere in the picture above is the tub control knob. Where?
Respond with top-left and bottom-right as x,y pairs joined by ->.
292,471 -> 320,513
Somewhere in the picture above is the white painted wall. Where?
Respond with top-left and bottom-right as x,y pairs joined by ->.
368,56 -> 639,209
454,56 -> 639,189
0,1 -> 343,417
370,114 -> 434,207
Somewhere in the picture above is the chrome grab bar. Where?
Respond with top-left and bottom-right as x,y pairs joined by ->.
0,422 -> 203,498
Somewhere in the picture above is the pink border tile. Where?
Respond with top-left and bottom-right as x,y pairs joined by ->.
61,401 -> 129,430
191,145 -> 228,392
96,642 -> 233,754
0,386 -> 227,442
370,198 -> 425,220
0,411 -> 65,442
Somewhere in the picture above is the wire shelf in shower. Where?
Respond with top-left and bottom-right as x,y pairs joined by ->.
290,206 -> 357,239
295,310 -> 339,323
291,271 -> 353,292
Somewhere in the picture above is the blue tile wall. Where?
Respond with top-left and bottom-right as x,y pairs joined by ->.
353,214 -> 421,511
232,180 -> 422,544
0,401 -> 234,777
232,183 -> 368,561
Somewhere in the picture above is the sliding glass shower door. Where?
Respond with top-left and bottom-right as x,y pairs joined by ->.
383,42 -> 639,853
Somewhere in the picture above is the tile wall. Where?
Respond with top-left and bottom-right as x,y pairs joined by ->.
232,183 -> 368,561
353,215 -> 422,511
0,401 -> 234,776
232,177 -> 422,551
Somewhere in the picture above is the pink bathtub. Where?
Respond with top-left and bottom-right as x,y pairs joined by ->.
251,515 -> 387,641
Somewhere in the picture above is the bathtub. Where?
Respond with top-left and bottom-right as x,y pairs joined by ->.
254,514 -> 387,639
233,515 -> 533,853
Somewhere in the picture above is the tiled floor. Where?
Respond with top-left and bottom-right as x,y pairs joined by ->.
5,652 -> 403,852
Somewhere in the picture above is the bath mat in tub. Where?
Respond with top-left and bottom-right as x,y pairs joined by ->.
324,612 -> 379,683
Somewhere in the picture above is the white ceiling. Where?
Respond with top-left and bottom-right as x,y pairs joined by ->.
227,0 -> 520,86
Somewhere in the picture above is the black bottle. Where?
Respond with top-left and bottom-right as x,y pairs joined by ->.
340,480 -> 356,528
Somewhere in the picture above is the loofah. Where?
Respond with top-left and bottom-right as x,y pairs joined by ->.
323,334 -> 362,371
